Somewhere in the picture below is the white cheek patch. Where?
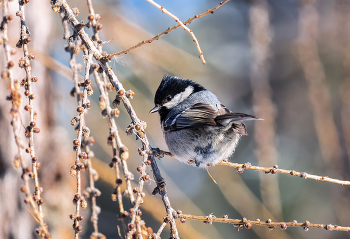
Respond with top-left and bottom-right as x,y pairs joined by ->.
163,86 -> 194,109
163,94 -> 181,109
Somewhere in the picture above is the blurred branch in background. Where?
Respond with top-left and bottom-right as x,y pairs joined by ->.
296,0 -> 350,231
338,0 -> 350,173
297,0 -> 342,169
248,0 -> 283,229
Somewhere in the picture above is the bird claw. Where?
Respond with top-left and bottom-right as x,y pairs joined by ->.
152,147 -> 174,158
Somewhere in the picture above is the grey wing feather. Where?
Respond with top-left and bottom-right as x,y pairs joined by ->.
164,102 -> 260,133
163,103 -> 218,131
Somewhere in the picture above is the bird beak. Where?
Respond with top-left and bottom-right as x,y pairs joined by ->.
149,105 -> 161,113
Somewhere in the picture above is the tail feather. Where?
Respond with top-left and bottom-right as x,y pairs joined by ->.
215,113 -> 261,126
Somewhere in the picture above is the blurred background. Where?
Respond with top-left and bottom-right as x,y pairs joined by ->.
1,0 -> 350,238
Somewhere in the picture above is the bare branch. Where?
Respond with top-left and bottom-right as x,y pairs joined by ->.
145,0 -> 206,64
17,0 -> 46,221
85,0 -> 143,236
107,0 -> 230,60
219,161 -> 350,186
91,157 -> 212,239
53,0 -> 180,238
58,7 -> 91,237
71,40 -> 88,239
178,214 -> 350,232
0,0 -> 50,237
93,43 -> 134,238
156,222 -> 167,239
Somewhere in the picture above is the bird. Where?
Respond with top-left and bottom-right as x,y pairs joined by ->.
150,75 -> 259,168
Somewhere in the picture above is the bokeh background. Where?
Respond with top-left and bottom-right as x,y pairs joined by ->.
1,0 -> 350,239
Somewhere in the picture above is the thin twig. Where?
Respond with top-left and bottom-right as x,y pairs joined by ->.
82,2 -> 106,237
92,157 -> 209,239
81,48 -> 105,239
156,222 -> 167,238
1,0 -> 49,237
107,0 -> 230,60
86,0 -> 139,234
145,0 -> 206,64
17,0 -> 49,237
150,151 -> 179,238
93,58 -> 133,236
18,0 -> 44,219
71,40 -> 86,239
178,214 -> 350,232
219,161 -> 350,186
86,0 -> 101,42
58,7 -> 87,237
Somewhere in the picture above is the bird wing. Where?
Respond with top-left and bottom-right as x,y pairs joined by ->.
163,102 -> 260,134
216,113 -> 256,135
163,103 -> 218,131
215,104 -> 259,135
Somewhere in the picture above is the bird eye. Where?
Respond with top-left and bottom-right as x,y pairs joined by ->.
166,95 -> 172,102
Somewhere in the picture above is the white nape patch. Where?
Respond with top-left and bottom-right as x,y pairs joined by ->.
163,86 -> 194,109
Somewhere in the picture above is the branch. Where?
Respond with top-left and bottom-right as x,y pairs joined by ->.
155,222 -> 167,239
85,0 -> 130,237
58,7 -> 89,237
0,0 -> 50,237
91,157 -> 208,239
17,0 -> 46,221
149,150 -> 179,238
53,0 -> 180,238
70,39 -> 88,239
81,48 -> 104,239
178,214 -> 350,232
145,0 -> 206,64
93,69 -> 130,235
107,0 -> 230,60
219,161 -> 350,186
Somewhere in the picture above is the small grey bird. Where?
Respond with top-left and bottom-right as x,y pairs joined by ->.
150,75 -> 259,168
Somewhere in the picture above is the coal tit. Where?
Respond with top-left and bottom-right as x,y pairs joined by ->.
150,75 -> 259,168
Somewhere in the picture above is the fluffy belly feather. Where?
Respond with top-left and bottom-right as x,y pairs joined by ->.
164,127 -> 241,168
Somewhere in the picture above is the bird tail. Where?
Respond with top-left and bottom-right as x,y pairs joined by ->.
215,113 -> 261,124
215,113 -> 262,135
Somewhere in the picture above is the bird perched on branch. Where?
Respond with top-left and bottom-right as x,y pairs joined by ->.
150,75 -> 259,168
